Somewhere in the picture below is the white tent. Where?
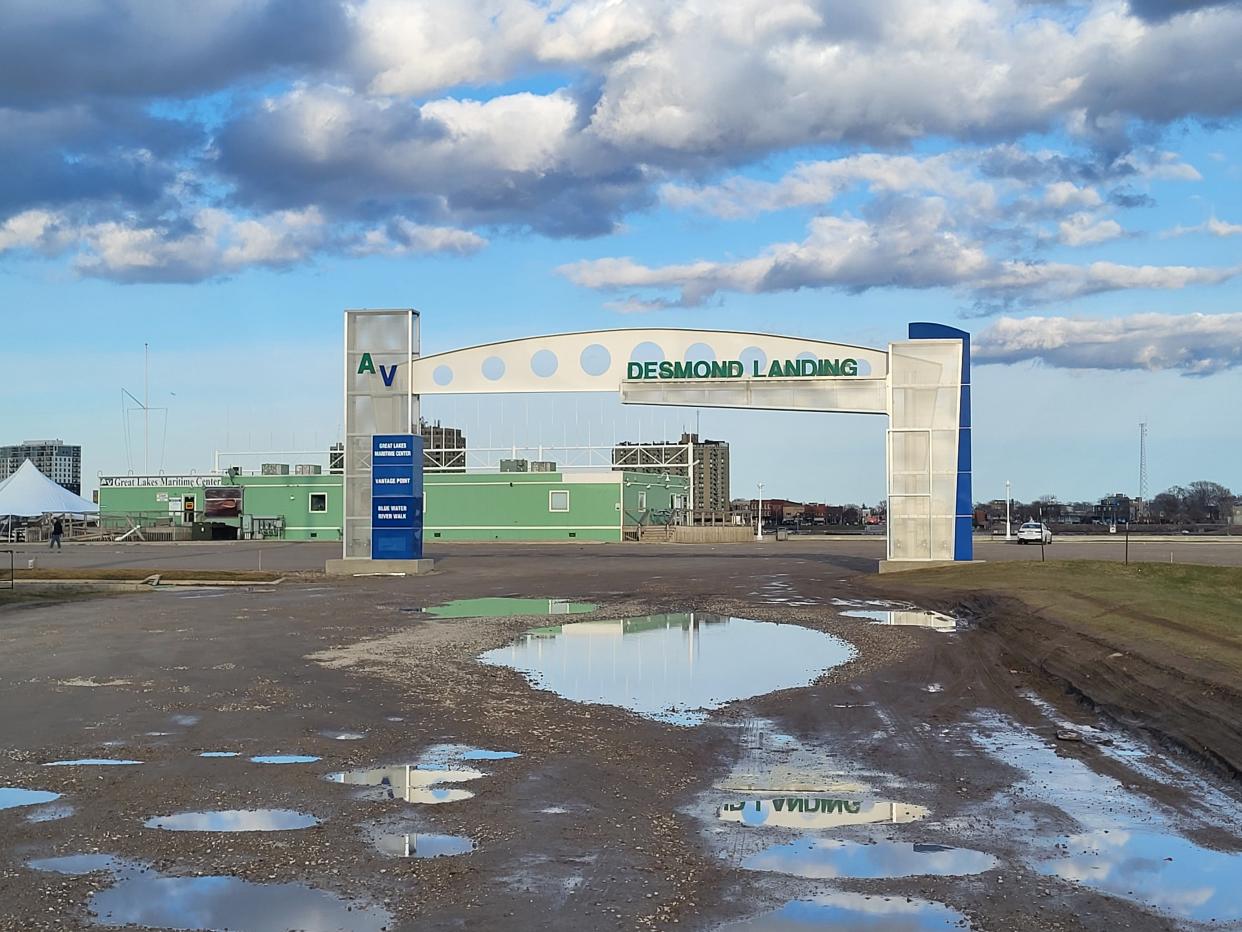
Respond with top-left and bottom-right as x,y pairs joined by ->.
0,459 -> 98,517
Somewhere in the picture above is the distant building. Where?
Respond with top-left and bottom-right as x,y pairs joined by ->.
0,439 -> 81,495
613,432 -> 730,512
420,419 -> 467,472
328,442 -> 344,475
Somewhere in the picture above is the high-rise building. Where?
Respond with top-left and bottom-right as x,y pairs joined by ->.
0,439 -> 82,495
420,419 -> 467,472
612,432 -> 729,512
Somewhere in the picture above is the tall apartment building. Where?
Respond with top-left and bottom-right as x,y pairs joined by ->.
0,439 -> 82,495
420,419 -> 467,472
613,432 -> 730,512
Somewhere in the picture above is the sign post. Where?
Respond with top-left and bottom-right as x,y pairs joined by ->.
370,434 -> 423,560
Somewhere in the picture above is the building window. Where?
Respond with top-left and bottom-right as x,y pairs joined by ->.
549,490 -> 570,512
309,493 -> 328,513
637,491 -> 647,510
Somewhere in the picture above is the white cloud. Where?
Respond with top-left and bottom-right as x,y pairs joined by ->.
974,312 -> 1242,375
1164,216 -> 1242,237
1058,213 -> 1124,245
0,206 -> 484,283
561,197 -> 1239,309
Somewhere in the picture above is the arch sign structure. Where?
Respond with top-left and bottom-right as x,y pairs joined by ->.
335,309 -> 971,573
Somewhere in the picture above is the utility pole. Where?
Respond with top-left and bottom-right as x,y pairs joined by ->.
144,342 -> 150,474
756,482 -> 765,541
1005,480 -> 1012,540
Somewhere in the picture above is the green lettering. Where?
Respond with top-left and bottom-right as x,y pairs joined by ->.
692,360 -> 712,378
643,361 -> 657,379
672,361 -> 692,379
842,358 -> 858,376
727,361 -> 743,378
768,360 -> 783,378
799,358 -> 816,377
658,361 -> 674,379
783,359 -> 798,377
709,360 -> 728,378
818,359 -> 840,376
357,352 -> 376,375
626,362 -> 643,379
845,800 -> 862,813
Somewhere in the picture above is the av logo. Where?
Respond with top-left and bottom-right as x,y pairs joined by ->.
357,353 -> 399,387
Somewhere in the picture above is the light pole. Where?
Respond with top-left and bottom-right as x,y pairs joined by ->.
1005,480 -> 1012,540
756,482 -> 765,541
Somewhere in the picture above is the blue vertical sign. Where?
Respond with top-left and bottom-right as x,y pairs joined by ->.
371,434 -> 423,560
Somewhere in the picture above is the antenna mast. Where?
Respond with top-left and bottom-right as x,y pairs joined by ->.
1138,422 -> 1149,504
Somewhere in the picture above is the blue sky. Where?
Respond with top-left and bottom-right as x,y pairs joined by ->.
2,0 -> 1241,504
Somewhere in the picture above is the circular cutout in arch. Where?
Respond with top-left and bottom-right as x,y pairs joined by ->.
482,356 -> 506,381
531,349 -> 558,378
739,346 -> 767,375
855,358 -> 873,376
684,342 -> 716,363
630,341 -> 664,364
433,365 -> 454,387
580,344 -> 611,377
795,351 -> 818,363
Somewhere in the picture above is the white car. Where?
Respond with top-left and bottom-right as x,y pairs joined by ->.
1016,521 -> 1052,544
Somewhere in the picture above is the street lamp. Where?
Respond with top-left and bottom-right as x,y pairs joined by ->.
756,482 -> 765,541
1005,480 -> 1012,541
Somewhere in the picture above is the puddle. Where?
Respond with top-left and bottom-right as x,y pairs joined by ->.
29,854 -> 127,875
249,754 -> 320,764
321,731 -> 366,741
0,787 -> 61,810
718,797 -> 929,829
540,806 -> 570,814
742,838 -> 997,879
27,803 -> 75,822
715,892 -> 969,931
418,743 -> 520,764
1039,829 -> 1242,922
420,597 -> 597,618
170,714 -> 200,726
479,613 -> 854,725
327,763 -> 484,804
199,751 -> 240,758
44,758 -> 142,767
972,711 -> 1242,923
840,609 -> 958,632
373,831 -> 475,858
30,854 -> 391,931
145,809 -> 320,832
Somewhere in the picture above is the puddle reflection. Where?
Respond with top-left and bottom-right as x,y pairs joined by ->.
326,764 -> 483,804
718,797 -> 929,829
29,855 -> 390,931
372,831 -> 474,858
249,754 -> 320,764
145,809 -> 319,832
1038,829 -> 1242,922
27,803 -> 75,822
714,891 -> 968,930
840,609 -> 958,632
0,788 -> 61,810
743,838 -> 996,879
480,614 -> 854,725
421,597 -> 596,618
44,759 -> 142,767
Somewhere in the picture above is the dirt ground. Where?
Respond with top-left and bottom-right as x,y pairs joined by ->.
2,543 -> 1240,931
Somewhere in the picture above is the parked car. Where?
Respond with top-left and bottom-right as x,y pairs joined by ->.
1016,521 -> 1052,544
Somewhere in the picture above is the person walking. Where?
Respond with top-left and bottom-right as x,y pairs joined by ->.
49,516 -> 64,551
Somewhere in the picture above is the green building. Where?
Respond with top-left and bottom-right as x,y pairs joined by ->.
97,470 -> 687,543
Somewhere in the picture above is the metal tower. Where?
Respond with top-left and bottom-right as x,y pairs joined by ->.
1138,422 -> 1149,503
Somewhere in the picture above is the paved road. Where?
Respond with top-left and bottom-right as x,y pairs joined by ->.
5,534 -> 1242,574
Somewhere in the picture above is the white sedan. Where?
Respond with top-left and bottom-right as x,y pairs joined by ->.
1016,521 -> 1053,544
